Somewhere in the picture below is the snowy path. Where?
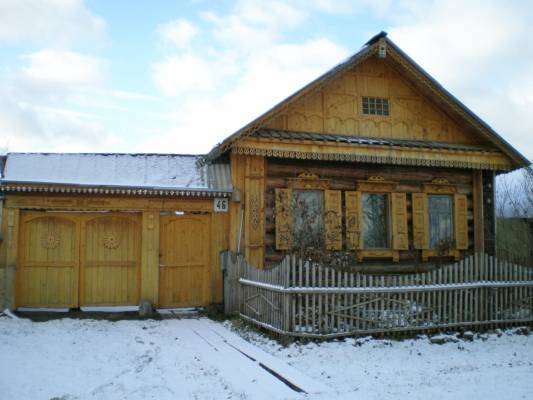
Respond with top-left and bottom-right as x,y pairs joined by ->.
0,316 -> 323,400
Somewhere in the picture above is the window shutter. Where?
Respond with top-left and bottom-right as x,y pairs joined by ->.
324,190 -> 342,250
275,188 -> 292,250
412,193 -> 429,249
454,193 -> 468,250
391,192 -> 408,250
345,191 -> 362,250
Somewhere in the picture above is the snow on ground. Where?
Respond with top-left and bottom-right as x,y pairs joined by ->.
0,314 -> 532,400
229,322 -> 533,400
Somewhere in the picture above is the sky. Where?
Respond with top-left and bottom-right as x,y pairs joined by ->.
0,0 -> 532,160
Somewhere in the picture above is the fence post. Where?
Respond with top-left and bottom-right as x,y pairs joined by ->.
222,251 -> 238,315
283,257 -> 291,333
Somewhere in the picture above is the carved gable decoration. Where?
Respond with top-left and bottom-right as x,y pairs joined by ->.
264,56 -> 482,146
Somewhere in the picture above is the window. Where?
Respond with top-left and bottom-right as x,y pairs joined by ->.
362,193 -> 390,248
428,194 -> 453,248
292,190 -> 324,248
362,96 -> 390,116
275,175 -> 342,252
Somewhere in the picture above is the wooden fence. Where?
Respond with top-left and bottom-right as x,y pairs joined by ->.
221,252 -> 533,338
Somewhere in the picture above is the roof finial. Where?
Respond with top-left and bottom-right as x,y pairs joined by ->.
365,31 -> 388,47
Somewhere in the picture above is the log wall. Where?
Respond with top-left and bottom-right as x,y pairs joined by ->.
265,157 -> 476,267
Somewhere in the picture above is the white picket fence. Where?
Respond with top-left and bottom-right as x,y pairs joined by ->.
221,252 -> 533,338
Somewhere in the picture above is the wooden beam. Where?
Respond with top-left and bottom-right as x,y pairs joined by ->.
4,208 -> 19,310
229,153 -> 246,253
483,171 -> 496,256
5,195 -> 217,212
210,212 -> 229,303
244,155 -> 266,268
140,211 -> 159,305
473,170 -> 484,252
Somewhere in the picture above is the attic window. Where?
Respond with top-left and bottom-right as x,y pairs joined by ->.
362,96 -> 389,116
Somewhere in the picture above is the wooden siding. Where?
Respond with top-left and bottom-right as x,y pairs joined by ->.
265,56 -> 486,146
265,158 -> 476,266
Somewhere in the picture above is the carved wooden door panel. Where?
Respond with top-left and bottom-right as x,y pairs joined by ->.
17,213 -> 80,308
159,215 -> 210,308
80,214 -> 141,306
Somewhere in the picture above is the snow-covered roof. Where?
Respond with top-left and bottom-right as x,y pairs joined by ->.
1,153 -> 232,192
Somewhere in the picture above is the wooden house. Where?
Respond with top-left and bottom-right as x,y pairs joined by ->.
0,32 -> 529,311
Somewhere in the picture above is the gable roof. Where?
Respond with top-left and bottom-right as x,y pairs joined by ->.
1,153 -> 232,197
205,32 -> 529,170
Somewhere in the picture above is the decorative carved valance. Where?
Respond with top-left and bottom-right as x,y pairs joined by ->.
231,146 -> 511,171
357,176 -> 397,192
288,171 -> 330,189
422,177 -> 457,194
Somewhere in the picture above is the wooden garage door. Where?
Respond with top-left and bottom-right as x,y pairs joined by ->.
16,212 -> 141,308
81,215 -> 141,306
159,215 -> 211,308
17,213 -> 80,308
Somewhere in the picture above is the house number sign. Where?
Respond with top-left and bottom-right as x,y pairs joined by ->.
214,198 -> 229,212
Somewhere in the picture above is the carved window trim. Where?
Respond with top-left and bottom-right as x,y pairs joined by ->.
286,172 -> 329,248
355,176 -> 401,262
276,172 -> 342,251
417,178 -> 464,261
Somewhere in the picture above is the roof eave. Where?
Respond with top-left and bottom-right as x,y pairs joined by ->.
0,180 -> 233,195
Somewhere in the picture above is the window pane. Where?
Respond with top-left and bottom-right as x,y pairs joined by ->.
362,97 -> 390,116
428,195 -> 454,248
362,193 -> 389,248
292,190 -> 323,248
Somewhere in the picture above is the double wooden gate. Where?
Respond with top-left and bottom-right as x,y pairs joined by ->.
17,212 -> 141,308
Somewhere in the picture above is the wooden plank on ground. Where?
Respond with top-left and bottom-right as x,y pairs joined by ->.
203,319 -> 331,395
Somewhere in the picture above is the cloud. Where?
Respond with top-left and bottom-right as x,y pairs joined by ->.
157,19 -> 198,48
386,0 -> 533,160
0,96 -> 118,152
21,49 -> 107,86
148,0 -> 349,153
0,0 -> 105,46
0,48 -> 148,152
152,54 -> 215,96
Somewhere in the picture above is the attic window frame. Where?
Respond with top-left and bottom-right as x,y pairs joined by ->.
362,96 -> 390,116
